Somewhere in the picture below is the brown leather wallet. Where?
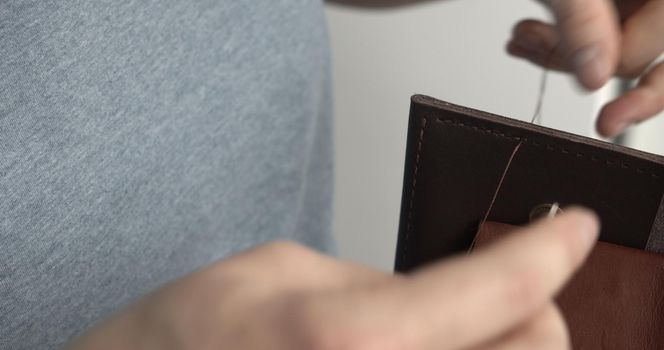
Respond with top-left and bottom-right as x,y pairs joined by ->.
395,95 -> 664,349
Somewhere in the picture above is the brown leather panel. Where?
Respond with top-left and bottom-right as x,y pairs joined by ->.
475,222 -> 664,350
396,95 -> 664,272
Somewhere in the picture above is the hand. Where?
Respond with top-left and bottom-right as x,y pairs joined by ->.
67,209 -> 599,350
507,0 -> 664,138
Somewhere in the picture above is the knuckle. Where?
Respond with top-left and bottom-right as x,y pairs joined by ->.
257,240 -> 318,266
554,8 -> 608,45
251,240 -> 318,272
263,240 -> 308,256
216,240 -> 315,278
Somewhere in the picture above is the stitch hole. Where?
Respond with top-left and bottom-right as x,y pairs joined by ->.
653,173 -> 661,179
546,145 -> 555,151
532,141 -> 541,147
576,152 -> 585,158
621,163 -> 630,169
591,156 -> 600,162
562,148 -> 570,154
636,168 -> 645,174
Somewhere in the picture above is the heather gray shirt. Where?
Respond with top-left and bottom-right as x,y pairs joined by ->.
0,1 -> 334,349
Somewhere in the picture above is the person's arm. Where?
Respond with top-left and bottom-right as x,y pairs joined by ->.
67,209 -> 599,350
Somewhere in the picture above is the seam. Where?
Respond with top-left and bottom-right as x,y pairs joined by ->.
402,117 -> 427,267
437,117 -> 662,179
402,115 -> 663,267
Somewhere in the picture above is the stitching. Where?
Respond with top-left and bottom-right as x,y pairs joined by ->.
437,117 -> 662,178
402,115 -> 662,267
402,117 -> 427,267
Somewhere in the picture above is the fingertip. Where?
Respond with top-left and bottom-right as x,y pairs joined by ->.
561,206 -> 600,234
557,206 -> 601,254
506,40 -> 521,56
597,101 -> 630,138
596,87 -> 659,137
509,19 -> 559,60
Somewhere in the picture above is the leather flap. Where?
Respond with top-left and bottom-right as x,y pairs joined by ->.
396,95 -> 664,272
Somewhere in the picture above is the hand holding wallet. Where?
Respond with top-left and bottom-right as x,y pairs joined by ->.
395,95 -> 664,349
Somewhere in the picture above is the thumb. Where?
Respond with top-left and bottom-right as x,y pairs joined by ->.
542,0 -> 621,89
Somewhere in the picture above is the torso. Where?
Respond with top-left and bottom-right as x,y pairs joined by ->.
0,1 -> 333,348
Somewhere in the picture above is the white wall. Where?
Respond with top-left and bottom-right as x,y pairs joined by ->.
327,0 -> 615,271
624,56 -> 664,154
625,112 -> 664,154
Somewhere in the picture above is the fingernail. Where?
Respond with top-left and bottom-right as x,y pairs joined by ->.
573,45 -> 609,89
513,32 -> 546,53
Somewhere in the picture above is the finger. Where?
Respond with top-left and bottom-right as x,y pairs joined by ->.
507,20 -> 566,71
470,304 -> 570,350
540,0 -> 621,89
597,60 -> 664,137
374,208 -> 598,350
617,1 -> 664,78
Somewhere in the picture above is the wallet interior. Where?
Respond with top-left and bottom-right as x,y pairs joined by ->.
474,222 -> 664,349
395,95 -> 664,272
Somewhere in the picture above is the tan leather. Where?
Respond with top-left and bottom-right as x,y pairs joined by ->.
476,222 -> 664,350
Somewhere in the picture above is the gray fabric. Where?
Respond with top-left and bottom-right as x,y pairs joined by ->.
0,1 -> 334,349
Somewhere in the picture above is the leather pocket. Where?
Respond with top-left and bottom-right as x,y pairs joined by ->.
475,221 -> 664,350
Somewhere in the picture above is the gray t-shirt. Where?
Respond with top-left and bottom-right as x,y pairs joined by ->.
0,1 -> 333,349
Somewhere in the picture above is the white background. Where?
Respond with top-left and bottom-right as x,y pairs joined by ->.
326,0 -> 664,271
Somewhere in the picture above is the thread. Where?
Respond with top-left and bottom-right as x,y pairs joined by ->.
468,46 -> 558,252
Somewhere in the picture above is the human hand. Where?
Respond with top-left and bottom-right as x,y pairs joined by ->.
67,208 -> 599,350
507,0 -> 664,138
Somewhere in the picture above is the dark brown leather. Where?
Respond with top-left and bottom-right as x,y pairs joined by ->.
396,95 -> 664,272
475,222 -> 664,350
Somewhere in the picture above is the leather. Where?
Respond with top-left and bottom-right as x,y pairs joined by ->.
475,222 -> 664,350
395,95 -> 664,272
